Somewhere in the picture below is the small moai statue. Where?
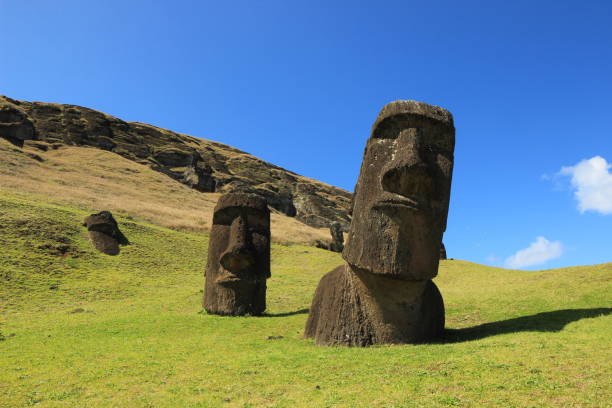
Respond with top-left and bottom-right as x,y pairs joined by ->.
82,211 -> 129,255
305,100 -> 455,346
204,193 -> 271,316
440,242 -> 447,260
329,221 -> 344,253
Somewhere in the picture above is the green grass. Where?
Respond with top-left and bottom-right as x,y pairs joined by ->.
1,189 -> 611,407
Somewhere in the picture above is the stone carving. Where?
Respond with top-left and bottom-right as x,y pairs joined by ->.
440,242 -> 447,260
82,211 -> 129,255
204,193 -> 271,316
313,221 -> 345,252
305,100 -> 455,346
329,221 -> 344,253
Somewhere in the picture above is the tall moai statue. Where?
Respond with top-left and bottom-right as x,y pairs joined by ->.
305,100 -> 455,346
204,193 -> 271,316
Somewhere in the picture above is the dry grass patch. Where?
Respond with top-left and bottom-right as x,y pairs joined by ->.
0,139 -> 330,244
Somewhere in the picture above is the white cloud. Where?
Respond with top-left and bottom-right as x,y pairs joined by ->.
559,156 -> 612,214
504,236 -> 563,269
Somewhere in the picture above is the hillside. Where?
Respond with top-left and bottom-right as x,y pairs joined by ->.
0,95 -> 352,230
0,137 -> 332,245
1,191 -> 610,407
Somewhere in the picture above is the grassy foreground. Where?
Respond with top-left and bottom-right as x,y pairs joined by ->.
0,190 -> 611,408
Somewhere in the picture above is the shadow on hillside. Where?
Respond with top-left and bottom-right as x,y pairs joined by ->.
264,308 -> 309,318
443,308 -> 612,343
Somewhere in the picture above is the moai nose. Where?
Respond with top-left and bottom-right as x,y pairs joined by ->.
220,215 -> 256,273
380,128 -> 434,198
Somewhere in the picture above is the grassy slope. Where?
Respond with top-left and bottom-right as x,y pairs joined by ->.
0,191 -> 610,408
0,138 -> 330,245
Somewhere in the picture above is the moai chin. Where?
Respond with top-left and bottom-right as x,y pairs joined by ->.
304,100 -> 455,346
204,193 -> 271,316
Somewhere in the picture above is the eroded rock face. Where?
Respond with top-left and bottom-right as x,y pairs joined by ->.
0,101 -> 35,146
0,95 -> 350,229
305,100 -> 455,346
82,211 -> 129,255
204,193 -> 270,316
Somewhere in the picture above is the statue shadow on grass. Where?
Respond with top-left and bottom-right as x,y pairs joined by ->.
443,308 -> 612,343
263,308 -> 309,318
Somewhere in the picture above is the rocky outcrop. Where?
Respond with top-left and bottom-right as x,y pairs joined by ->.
0,96 -> 351,229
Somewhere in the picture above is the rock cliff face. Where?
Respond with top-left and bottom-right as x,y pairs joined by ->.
0,96 -> 351,229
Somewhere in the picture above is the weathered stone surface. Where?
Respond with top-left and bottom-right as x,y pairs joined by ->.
313,221 -> 345,252
304,265 -> 444,346
82,211 -> 128,255
0,99 -> 35,146
204,193 -> 270,316
440,242 -> 447,260
329,221 -> 344,253
0,96 -> 350,229
305,100 -> 455,346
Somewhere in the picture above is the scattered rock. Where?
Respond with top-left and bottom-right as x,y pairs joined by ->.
266,335 -> 284,340
25,152 -> 44,162
23,140 -> 50,151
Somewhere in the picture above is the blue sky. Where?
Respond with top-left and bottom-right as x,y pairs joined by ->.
2,1 -> 611,269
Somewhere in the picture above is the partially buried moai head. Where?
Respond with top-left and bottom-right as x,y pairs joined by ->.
343,100 -> 455,280
204,193 -> 270,316
82,211 -> 129,255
